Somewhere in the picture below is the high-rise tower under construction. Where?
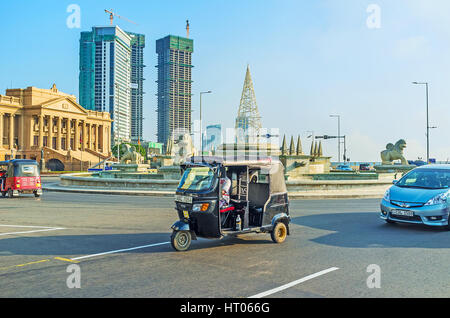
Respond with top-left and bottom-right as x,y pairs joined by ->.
155,35 -> 193,146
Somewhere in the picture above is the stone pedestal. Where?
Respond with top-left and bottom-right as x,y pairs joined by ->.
158,165 -> 182,180
280,155 -> 332,180
111,163 -> 150,173
374,164 -> 414,180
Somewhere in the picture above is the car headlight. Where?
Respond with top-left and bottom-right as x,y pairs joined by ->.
424,191 -> 449,206
192,203 -> 210,212
383,189 -> 390,201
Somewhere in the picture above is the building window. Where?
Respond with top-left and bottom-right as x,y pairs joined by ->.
33,136 -> 38,146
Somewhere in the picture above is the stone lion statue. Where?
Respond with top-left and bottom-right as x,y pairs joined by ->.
120,144 -> 144,164
381,139 -> 407,165
166,133 -> 195,165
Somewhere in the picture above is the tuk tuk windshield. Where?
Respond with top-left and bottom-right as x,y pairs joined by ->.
178,167 -> 215,191
14,164 -> 40,177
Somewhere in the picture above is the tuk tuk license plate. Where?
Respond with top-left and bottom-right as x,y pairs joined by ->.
391,209 -> 414,217
175,194 -> 193,204
183,210 -> 190,219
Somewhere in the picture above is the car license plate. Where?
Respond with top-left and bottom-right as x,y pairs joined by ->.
391,209 -> 414,217
183,210 -> 190,219
175,194 -> 193,204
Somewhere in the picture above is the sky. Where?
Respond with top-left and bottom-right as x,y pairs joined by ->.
1,0 -> 450,162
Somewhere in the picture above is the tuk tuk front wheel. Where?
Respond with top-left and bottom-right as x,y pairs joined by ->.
1,191 -> 5,197
271,222 -> 288,244
8,189 -> 14,199
171,230 -> 192,252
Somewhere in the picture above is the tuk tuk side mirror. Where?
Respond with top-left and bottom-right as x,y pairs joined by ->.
392,180 -> 398,185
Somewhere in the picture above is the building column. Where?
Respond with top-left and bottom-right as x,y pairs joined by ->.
17,115 -> 23,151
74,119 -> 79,151
38,115 -> 44,148
65,118 -> 71,150
87,123 -> 92,150
0,113 -> 3,149
57,117 -> 62,150
96,125 -> 101,152
48,115 -> 53,149
9,114 -> 15,149
92,124 -> 97,151
82,121 -> 87,151
28,116 -> 34,149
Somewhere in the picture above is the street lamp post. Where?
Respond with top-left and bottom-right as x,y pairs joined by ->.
199,91 -> 212,155
329,115 -> 341,163
412,82 -> 436,163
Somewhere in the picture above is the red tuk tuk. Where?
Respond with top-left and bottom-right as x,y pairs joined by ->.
0,159 -> 42,198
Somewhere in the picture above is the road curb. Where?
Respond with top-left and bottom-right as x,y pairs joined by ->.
43,184 -> 175,197
43,184 -> 383,199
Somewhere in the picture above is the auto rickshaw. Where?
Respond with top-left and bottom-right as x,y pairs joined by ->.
171,156 -> 290,251
0,159 -> 42,198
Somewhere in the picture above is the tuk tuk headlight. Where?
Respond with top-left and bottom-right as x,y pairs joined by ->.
192,203 -> 210,212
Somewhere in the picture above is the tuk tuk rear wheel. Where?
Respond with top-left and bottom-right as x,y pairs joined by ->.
171,230 -> 192,252
34,191 -> 40,198
8,189 -> 14,198
1,191 -> 5,197
271,222 -> 287,244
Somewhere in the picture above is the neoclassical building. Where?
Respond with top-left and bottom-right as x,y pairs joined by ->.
0,84 -> 112,170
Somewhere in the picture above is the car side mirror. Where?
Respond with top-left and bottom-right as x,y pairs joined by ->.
392,180 -> 398,185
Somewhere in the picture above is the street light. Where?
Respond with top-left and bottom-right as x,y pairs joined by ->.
199,91 -> 212,155
329,115 -> 341,163
412,82 -> 435,163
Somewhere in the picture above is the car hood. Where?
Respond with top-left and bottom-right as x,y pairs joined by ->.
389,185 -> 449,204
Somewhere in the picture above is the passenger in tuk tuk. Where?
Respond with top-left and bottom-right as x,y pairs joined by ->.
219,174 -> 231,209
0,167 -> 6,191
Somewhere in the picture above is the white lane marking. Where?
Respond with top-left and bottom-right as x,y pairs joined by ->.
248,267 -> 340,298
0,225 -> 66,237
71,241 -> 171,261
0,224 -> 63,228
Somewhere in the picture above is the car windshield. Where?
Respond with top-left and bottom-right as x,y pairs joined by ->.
178,166 -> 215,191
396,169 -> 450,189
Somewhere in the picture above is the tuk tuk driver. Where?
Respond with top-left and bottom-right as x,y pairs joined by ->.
219,174 -> 232,209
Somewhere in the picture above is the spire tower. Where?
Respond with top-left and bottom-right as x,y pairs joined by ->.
235,65 -> 262,143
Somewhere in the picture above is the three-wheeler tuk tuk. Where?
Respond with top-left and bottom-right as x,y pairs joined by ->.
171,156 -> 290,251
0,159 -> 42,198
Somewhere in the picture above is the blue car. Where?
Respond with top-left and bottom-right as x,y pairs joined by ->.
380,164 -> 450,230
335,164 -> 353,171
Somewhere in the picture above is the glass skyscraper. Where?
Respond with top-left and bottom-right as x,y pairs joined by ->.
155,35 -> 193,146
79,25 -> 133,143
127,32 -> 146,144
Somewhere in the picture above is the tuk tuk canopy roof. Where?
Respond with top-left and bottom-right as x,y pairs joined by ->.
0,159 -> 39,166
185,156 -> 287,193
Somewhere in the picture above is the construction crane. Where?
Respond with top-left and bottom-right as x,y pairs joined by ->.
104,9 -> 138,25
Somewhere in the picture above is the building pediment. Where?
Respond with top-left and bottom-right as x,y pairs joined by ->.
41,97 -> 88,115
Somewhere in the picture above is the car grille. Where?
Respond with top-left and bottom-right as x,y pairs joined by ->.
390,201 -> 424,208
389,213 -> 422,222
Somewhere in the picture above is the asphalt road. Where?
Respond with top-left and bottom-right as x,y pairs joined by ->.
0,191 -> 449,298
